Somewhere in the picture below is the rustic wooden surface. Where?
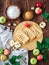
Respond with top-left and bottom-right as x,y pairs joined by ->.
0,0 -> 49,65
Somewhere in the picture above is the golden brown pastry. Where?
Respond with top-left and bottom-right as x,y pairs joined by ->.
30,25 -> 42,38
23,27 -> 35,41
16,30 -> 29,44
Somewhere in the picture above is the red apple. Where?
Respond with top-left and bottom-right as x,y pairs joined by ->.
37,54 -> 43,61
23,22 -> 30,27
35,2 -> 43,8
35,7 -> 42,15
4,48 -> 11,56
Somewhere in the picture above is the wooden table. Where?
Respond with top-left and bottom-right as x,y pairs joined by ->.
0,0 -> 49,65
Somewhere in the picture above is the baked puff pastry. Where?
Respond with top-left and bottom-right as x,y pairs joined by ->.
23,28 -> 35,41
16,30 -> 29,44
30,25 -> 42,38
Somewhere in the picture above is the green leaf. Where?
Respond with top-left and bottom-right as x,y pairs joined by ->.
16,55 -> 23,60
4,63 -> 10,65
42,7 -> 45,13
41,12 -> 49,19
9,55 -> 23,64
37,38 -> 49,51
43,54 -> 48,61
41,49 -> 46,54
44,38 -> 49,44
47,48 -> 49,51
37,41 -> 43,50
9,55 -> 17,64
13,62 -> 20,65
47,17 -> 49,22
11,55 -> 17,60
43,38 -> 49,50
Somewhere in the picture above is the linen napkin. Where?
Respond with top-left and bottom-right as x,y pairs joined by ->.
0,49 -> 28,65
0,25 -> 29,65
0,25 -> 13,48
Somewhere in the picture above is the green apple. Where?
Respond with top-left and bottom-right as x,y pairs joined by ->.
0,16 -> 6,24
0,48 -> 4,54
33,49 -> 40,56
30,58 -> 37,65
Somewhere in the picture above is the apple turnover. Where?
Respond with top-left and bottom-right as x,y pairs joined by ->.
16,30 -> 29,44
23,27 -> 35,41
30,25 -> 42,38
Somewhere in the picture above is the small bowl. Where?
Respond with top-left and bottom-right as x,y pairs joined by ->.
23,10 -> 34,21
5,5 -> 21,20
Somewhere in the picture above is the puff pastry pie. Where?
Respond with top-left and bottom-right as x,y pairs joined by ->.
23,27 -> 35,41
30,25 -> 42,38
16,30 -> 29,44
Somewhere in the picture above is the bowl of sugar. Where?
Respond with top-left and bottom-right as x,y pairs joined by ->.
5,5 -> 21,20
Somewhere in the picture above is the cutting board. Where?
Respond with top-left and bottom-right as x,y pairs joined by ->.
13,21 -> 43,50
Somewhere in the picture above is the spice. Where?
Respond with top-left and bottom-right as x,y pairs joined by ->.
23,10 -> 33,20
